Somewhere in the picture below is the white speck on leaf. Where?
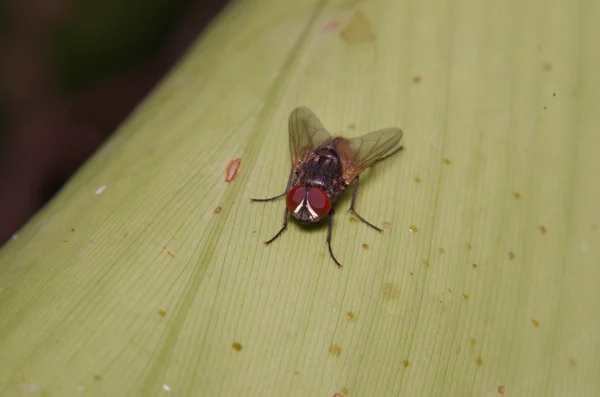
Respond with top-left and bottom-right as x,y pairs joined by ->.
581,242 -> 589,253
162,384 -> 171,392
27,384 -> 40,392
95,185 -> 107,195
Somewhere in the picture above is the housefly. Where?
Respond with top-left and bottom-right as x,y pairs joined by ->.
251,106 -> 403,268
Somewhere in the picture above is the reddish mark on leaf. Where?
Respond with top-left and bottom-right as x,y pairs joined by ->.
543,63 -> 553,71
362,243 -> 369,249
346,311 -> 355,320
166,251 -> 175,259
414,176 -> 421,183
472,263 -> 478,269
225,158 -> 242,182
538,225 -> 548,234
293,370 -> 300,376
214,206 -> 222,214
498,385 -> 505,394
321,20 -> 341,32
329,344 -> 342,357
157,309 -> 167,317
412,75 -> 422,83
507,251 -> 516,260
512,192 -> 521,199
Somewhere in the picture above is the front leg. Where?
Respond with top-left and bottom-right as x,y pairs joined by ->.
264,207 -> 289,245
348,176 -> 383,232
250,170 -> 294,202
327,210 -> 343,268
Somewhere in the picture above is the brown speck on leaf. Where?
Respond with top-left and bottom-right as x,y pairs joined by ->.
543,63 -> 553,71
498,385 -> 505,394
538,225 -> 548,234
412,75 -> 422,83
157,309 -> 167,317
476,357 -> 484,367
348,216 -> 357,223
512,192 -> 521,200
71,228 -> 75,232
333,394 -> 343,397
340,9 -> 375,43
225,158 -> 242,183
462,294 -> 469,301
329,344 -> 342,357
293,370 -> 300,376
472,263 -> 478,269
362,243 -> 369,249
167,251 -> 175,259
507,251 -> 516,260
553,92 -> 556,97
63,239 -> 69,243
532,319 -> 540,327
93,375 -> 101,382
214,206 -> 222,214
439,248 -> 445,255
348,123 -> 356,130
402,360 -> 410,368
414,176 -> 421,183
382,283 -> 397,300
383,221 -> 391,229
443,158 -> 451,165
346,311 -> 355,320
232,342 -> 243,351
409,225 -> 418,233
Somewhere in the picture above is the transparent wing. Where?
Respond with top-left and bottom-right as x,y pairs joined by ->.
288,106 -> 332,166
343,127 -> 403,180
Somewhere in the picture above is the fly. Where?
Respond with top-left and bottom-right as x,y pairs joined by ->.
251,106 -> 404,268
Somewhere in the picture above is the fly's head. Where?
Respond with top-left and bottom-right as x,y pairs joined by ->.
286,184 -> 331,223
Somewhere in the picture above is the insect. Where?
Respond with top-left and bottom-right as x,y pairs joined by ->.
251,106 -> 403,268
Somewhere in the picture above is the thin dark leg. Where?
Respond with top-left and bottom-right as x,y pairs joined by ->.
327,210 -> 342,268
265,208 -> 289,245
250,170 -> 294,202
349,176 -> 383,232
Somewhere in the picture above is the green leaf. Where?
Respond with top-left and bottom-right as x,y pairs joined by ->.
1,0 -> 599,396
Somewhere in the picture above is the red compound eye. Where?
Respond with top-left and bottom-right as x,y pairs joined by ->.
307,187 -> 331,218
286,185 -> 331,219
286,185 -> 306,212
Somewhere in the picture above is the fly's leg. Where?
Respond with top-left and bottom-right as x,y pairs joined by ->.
327,210 -> 343,268
250,170 -> 294,202
265,208 -> 288,245
349,176 -> 383,232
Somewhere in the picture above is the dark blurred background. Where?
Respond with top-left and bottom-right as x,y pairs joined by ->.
0,0 -> 231,246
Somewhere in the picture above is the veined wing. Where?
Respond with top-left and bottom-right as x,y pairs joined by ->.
342,127 -> 403,182
288,106 -> 332,167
